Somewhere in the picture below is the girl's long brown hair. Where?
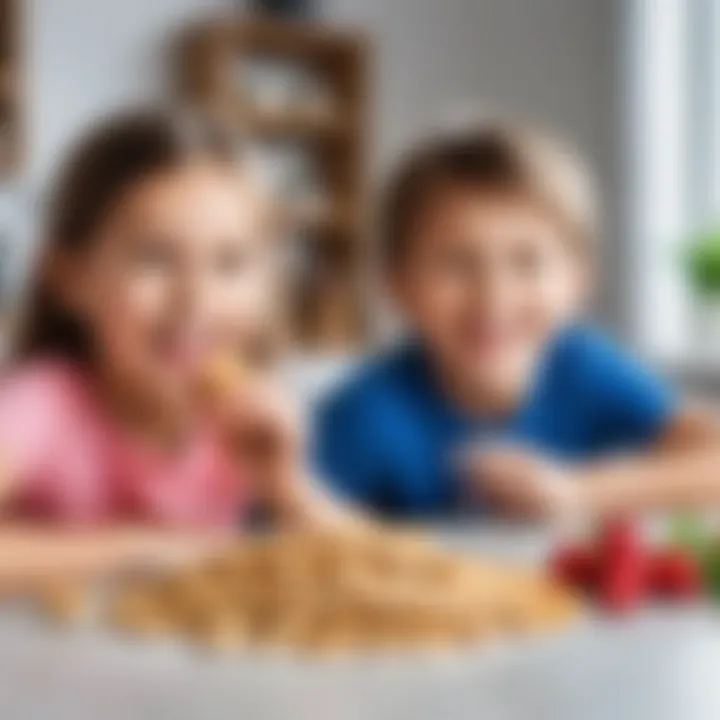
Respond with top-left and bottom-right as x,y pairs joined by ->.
17,108 -> 242,362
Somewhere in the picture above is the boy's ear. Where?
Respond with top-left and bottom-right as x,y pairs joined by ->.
385,266 -> 411,313
574,254 -> 597,312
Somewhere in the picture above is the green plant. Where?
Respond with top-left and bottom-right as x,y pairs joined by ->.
685,228 -> 720,296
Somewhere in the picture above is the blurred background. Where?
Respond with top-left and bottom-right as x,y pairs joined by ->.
0,0 -> 717,400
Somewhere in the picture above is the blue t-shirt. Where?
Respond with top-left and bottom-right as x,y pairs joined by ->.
313,325 -> 675,518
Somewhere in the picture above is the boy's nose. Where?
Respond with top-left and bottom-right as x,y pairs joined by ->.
472,269 -> 511,307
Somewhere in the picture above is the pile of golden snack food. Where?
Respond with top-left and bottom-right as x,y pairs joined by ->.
40,529 -> 581,655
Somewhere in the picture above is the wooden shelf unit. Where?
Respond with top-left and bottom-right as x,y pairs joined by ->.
0,0 -> 21,179
177,17 -> 368,352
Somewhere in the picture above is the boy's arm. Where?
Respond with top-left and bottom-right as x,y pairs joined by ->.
471,329 -> 720,518
471,406 -> 720,519
575,406 -> 720,515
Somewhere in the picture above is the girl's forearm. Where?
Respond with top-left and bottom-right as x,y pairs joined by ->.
578,448 -> 720,516
0,525 -> 230,592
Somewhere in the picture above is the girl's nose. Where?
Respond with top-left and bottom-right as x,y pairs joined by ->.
174,266 -> 213,326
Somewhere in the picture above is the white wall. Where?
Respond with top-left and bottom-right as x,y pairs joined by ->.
322,0 -> 615,177
27,0 -> 233,180
26,0 -> 617,190
12,0 -> 619,327
0,0 -> 234,293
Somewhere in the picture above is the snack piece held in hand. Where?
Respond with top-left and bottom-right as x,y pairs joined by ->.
38,579 -> 88,626
201,353 -> 250,404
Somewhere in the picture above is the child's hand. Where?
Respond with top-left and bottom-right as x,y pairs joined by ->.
218,379 -> 306,515
200,356 -> 370,530
220,376 -> 303,467
201,356 -> 305,511
202,355 -> 302,462
465,446 -> 585,519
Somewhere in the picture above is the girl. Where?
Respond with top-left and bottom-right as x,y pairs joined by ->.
0,108 -> 335,588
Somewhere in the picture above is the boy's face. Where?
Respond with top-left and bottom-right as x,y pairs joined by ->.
391,188 -> 588,400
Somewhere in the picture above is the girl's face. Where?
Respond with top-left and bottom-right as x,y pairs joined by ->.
63,163 -> 270,407
392,188 -> 587,404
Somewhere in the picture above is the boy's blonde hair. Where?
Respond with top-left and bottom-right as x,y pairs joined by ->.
381,121 -> 598,266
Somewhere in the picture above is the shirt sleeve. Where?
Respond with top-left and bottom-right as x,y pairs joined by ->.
561,328 -> 677,450
312,386 -> 388,508
0,363 -> 67,489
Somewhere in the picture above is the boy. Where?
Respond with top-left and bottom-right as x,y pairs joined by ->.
314,122 -> 720,520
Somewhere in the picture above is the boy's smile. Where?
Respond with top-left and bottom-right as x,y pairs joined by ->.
392,188 -> 586,411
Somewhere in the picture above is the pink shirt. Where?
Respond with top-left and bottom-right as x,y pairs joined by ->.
0,360 -> 244,527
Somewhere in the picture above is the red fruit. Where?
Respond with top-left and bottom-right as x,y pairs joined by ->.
549,545 -> 598,589
601,518 -> 639,553
600,518 -> 647,614
601,555 -> 647,613
650,550 -> 703,600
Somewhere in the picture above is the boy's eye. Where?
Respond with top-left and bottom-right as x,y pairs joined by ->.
511,245 -> 547,274
214,242 -> 253,276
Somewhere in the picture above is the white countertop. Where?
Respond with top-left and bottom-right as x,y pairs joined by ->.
1,524 -> 719,720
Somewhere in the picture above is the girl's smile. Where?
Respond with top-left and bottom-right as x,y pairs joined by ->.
58,164 -> 271,407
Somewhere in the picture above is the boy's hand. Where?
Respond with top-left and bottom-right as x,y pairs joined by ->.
465,446 -> 585,519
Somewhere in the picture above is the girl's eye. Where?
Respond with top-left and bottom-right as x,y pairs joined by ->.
437,246 -> 475,276
129,239 -> 176,271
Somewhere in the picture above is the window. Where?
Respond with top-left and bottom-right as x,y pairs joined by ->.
627,0 -> 720,365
